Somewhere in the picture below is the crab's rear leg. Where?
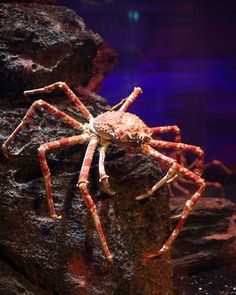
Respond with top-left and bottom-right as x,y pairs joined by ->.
24,81 -> 93,121
2,100 -> 84,158
98,142 -> 115,196
38,134 -> 89,219
77,137 -> 113,262
140,145 -> 205,257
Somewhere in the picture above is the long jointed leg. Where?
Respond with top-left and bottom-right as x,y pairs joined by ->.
77,137 -> 113,262
149,139 -> 204,176
150,125 -> 183,165
98,143 -> 115,196
24,81 -> 93,121
136,160 -> 178,201
2,99 -> 84,158
119,87 -> 143,112
38,134 -> 89,219
141,145 -> 205,258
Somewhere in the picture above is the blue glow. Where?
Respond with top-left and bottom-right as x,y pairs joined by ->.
128,10 -> 140,22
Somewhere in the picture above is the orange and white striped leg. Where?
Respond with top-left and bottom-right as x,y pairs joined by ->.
149,139 -> 204,176
38,134 -> 89,219
136,160 -> 178,201
98,143 -> 115,196
2,99 -> 83,158
119,87 -> 143,112
142,145 -> 205,258
77,137 -> 113,263
150,125 -> 183,165
24,81 -> 93,121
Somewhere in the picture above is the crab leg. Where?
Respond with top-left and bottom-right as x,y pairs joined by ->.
38,134 -> 90,219
24,81 -> 93,121
136,140 -> 204,200
98,143 -> 115,196
136,160 -> 178,201
2,99 -> 84,158
140,145 -> 205,257
119,87 -> 143,111
150,125 -> 183,165
149,139 -> 204,176
77,136 -> 113,262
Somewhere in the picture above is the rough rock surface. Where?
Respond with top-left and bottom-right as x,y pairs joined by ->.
0,256 -> 43,295
171,196 -> 236,274
0,3 -> 117,97
3,0 -> 56,4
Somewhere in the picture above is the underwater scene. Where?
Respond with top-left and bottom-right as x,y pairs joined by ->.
0,1 -> 235,294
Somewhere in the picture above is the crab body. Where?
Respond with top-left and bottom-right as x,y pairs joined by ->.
91,110 -> 152,145
2,82 -> 205,263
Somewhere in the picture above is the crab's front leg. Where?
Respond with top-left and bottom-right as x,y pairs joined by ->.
98,142 -> 115,196
77,136 -> 113,262
38,134 -> 89,219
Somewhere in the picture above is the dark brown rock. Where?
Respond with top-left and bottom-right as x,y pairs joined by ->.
3,0 -> 56,4
171,196 -> 236,274
0,256 -> 46,294
0,3 -> 117,98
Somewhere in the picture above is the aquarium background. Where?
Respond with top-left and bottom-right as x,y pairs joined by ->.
59,1 -> 236,176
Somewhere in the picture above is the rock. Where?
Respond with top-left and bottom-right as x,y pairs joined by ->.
3,0 -> 56,4
0,257 -> 45,294
0,3 -> 117,98
170,196 -> 236,274
174,264 -> 236,295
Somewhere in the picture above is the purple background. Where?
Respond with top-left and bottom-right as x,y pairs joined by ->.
59,0 -> 236,172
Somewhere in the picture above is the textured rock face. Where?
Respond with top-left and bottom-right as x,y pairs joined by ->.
171,196 -> 236,274
0,3 -> 117,96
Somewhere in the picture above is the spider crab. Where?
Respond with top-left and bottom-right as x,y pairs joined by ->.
2,82 -> 205,262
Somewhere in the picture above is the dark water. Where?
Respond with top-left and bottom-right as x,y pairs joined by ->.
58,1 -> 236,171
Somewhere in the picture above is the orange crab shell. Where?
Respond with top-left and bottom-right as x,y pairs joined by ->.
92,110 -> 152,144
